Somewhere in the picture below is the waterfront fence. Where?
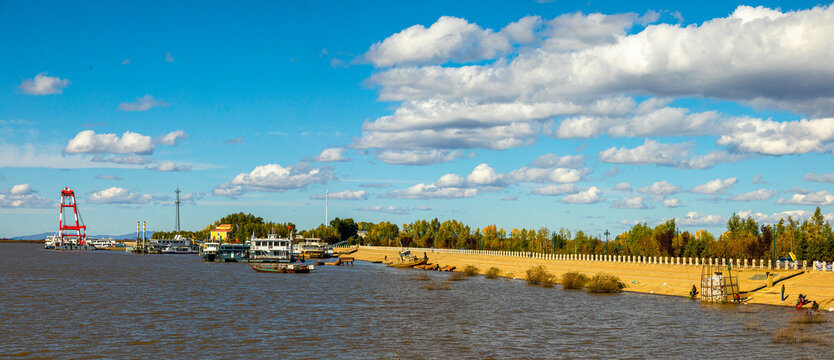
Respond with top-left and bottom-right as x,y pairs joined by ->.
332,245 -> 834,271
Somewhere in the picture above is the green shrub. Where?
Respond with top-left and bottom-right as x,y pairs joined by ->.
463,265 -> 479,276
561,271 -> 588,289
485,267 -> 501,279
448,271 -> 468,281
586,273 -> 626,293
525,265 -> 555,287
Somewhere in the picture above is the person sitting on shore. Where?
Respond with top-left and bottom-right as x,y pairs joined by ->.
812,301 -> 819,312
689,285 -> 698,299
796,294 -> 810,309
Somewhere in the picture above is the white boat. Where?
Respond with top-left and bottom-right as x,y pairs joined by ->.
249,233 -> 294,262
151,235 -> 197,254
44,234 -> 59,249
200,242 -> 220,261
88,238 -> 117,250
295,238 -> 332,258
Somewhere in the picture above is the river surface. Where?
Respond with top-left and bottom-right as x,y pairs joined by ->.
1,243 -> 831,359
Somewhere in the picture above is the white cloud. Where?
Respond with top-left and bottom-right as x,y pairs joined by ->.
357,205 -> 411,215
19,72 -> 70,95
374,149 -> 463,165
663,198 -> 682,208
717,117 -> 834,155
364,16 -> 511,67
215,163 -> 334,196
737,209 -> 834,224
598,140 -> 742,169
637,181 -> 680,197
466,163 -> 500,185
530,153 -> 585,168
500,15 -> 542,43
92,155 -> 152,165
146,161 -> 191,172
611,195 -> 650,209
752,174 -> 765,184
0,184 -> 52,208
96,175 -> 121,180
117,95 -> 169,112
64,130 -> 185,155
87,187 -> 160,204
313,148 -> 350,162
312,190 -> 367,201
560,186 -> 602,204
776,190 -> 834,206
381,183 -> 478,199
508,167 -> 584,183
531,184 -> 579,196
158,130 -> 188,146
679,211 -> 723,226
804,172 -> 834,183
613,182 -> 632,192
691,177 -> 738,194
730,189 -> 776,202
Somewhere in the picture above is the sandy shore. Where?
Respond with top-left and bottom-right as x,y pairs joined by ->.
343,248 -> 834,309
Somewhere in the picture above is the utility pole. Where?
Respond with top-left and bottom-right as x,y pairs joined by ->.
675,229 -> 679,258
325,189 -> 329,226
175,188 -> 181,232
604,229 -> 610,256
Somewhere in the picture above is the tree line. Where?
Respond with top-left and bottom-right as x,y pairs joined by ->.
153,208 -> 834,261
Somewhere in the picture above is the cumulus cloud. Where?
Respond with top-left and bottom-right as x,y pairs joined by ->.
738,209 -> 834,224
530,153 -> 585,168
117,95 -> 169,112
611,195 -> 651,209
730,189 -> 776,202
0,184 -> 52,208
804,172 -> 834,183
355,5 -> 834,162
663,198 -> 682,208
691,177 -> 738,194
613,182 -> 632,192
312,190 -> 367,200
87,187 -> 161,204
65,130 -> 186,155
637,181 -> 680,197
381,183 -> 478,199
364,16 -> 511,67
358,205 -> 413,215
19,72 -> 70,95
599,140 -> 743,169
146,161 -> 191,172
158,130 -> 188,146
375,149 -> 463,165
213,163 -> 334,197
560,186 -> 602,204
679,211 -> 723,226
776,190 -> 834,206
312,148 -> 350,162
531,184 -> 579,196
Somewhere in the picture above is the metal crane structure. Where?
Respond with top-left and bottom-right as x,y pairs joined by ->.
56,187 -> 95,250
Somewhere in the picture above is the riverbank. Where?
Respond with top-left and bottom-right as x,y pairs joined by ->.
347,248 -> 834,309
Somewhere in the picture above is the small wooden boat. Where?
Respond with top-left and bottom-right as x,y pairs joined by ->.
249,263 -> 314,273
386,250 -> 428,268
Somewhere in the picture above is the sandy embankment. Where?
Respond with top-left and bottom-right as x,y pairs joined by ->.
343,248 -> 834,309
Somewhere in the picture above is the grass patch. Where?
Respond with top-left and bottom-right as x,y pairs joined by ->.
772,326 -> 825,344
448,272 -> 468,281
424,281 -> 451,291
525,265 -> 555,287
586,273 -> 626,293
463,265 -> 479,276
791,313 -> 829,324
409,273 -> 431,281
484,267 -> 501,279
561,271 -> 588,290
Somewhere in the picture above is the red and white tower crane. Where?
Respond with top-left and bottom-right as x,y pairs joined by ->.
58,187 -> 87,246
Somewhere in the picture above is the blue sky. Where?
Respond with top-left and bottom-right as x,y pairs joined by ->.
2,0 -> 834,237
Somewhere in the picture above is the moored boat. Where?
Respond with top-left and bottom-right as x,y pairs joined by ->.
249,233 -> 294,262
249,263 -> 314,273
218,243 -> 250,262
200,242 -> 220,262
385,249 -> 428,268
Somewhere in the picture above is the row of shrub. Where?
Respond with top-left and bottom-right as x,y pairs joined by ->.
445,264 -> 626,293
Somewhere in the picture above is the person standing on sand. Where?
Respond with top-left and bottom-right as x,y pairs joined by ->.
781,284 -> 785,301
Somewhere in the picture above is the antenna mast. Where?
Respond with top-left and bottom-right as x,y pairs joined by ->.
175,188 -> 181,232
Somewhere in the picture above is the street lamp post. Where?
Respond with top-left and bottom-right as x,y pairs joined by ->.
604,229 -> 610,257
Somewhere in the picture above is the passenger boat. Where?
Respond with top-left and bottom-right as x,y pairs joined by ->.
249,263 -> 313,273
151,235 -> 197,254
200,242 -> 220,262
295,238 -> 331,259
218,243 -> 250,262
385,249 -> 428,268
249,233 -> 294,262
88,238 -> 117,250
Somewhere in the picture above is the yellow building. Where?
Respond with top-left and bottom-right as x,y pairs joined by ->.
211,224 -> 233,242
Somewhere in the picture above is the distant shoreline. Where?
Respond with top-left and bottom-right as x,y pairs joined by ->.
0,239 -> 44,243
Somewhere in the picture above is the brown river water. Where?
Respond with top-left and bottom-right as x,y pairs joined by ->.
1,243 -> 832,358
